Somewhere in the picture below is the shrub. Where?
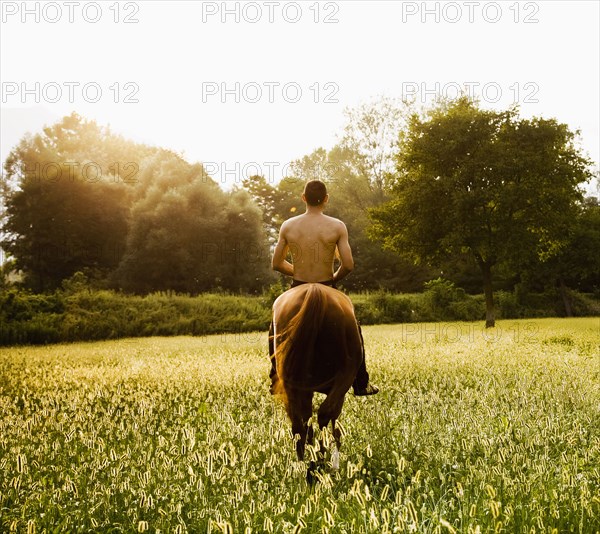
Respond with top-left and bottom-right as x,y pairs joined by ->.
371,290 -> 415,323
448,298 -> 485,321
1,282 -> 597,346
353,299 -> 382,325
421,278 -> 483,321
495,290 -> 523,319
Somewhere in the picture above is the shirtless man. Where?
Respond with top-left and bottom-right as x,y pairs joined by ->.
269,179 -> 379,396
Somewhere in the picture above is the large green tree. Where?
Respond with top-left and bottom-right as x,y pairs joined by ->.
370,97 -> 594,326
112,152 -> 270,294
241,174 -> 280,246
1,113 -> 155,291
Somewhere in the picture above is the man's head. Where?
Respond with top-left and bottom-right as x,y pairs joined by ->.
302,180 -> 328,208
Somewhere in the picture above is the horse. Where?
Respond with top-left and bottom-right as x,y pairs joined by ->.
271,283 -> 363,480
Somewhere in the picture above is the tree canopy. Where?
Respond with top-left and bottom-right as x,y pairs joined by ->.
2,101 -> 597,304
2,113 -> 152,291
2,113 -> 270,294
370,97 -> 595,326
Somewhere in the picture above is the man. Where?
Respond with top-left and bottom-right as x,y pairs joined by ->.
269,179 -> 379,396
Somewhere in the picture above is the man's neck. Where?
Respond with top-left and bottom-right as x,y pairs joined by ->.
305,205 -> 325,215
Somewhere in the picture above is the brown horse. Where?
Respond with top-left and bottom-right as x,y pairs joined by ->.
272,283 -> 363,476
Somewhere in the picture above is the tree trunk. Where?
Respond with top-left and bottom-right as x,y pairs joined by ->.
558,277 -> 573,317
481,262 -> 495,328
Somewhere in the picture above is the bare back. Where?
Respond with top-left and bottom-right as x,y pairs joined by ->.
273,211 -> 353,283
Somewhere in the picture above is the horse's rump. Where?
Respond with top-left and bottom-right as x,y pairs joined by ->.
272,284 -> 361,396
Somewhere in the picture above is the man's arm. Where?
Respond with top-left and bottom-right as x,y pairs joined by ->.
333,222 -> 354,283
272,223 -> 294,277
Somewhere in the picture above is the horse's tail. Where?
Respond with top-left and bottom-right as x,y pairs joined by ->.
274,284 -> 327,397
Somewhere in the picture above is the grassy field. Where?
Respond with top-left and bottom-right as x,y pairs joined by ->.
0,318 -> 598,533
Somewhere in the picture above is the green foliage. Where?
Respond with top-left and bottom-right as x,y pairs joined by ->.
372,290 -> 415,323
1,113 -> 153,292
262,278 -> 288,308
109,153 -> 271,294
2,113 -> 272,295
0,287 -> 270,346
423,278 -> 462,310
241,174 -> 279,245
517,198 -> 600,296
0,288 -> 64,321
1,284 -> 598,346
61,270 -> 92,294
353,291 -> 417,325
421,278 -> 484,322
517,288 -> 600,318
0,288 -> 64,344
0,319 -> 598,531
494,290 -> 523,319
370,96 -> 595,325
569,291 -> 600,316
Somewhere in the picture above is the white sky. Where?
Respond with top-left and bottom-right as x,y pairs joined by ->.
1,0 -> 599,193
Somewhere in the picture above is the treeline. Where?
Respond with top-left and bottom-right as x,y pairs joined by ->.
0,107 -> 435,295
1,97 -> 599,327
1,113 -> 270,294
2,274 -> 598,346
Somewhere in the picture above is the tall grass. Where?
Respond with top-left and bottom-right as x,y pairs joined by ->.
0,318 -> 598,532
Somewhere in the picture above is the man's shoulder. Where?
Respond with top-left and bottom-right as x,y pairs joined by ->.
280,215 -> 303,233
323,214 -> 347,228
282,214 -> 303,227
283,213 -> 346,231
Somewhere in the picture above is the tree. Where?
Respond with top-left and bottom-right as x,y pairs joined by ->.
340,95 -> 411,200
563,197 -> 600,292
112,152 -> 271,294
272,176 -> 306,223
241,174 -> 279,245
517,196 -> 600,314
220,188 -> 274,292
370,97 -> 594,326
1,113 -> 153,291
0,171 -> 15,266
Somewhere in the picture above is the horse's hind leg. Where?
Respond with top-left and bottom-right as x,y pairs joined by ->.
291,416 -> 307,461
288,390 -> 313,461
315,392 -> 344,467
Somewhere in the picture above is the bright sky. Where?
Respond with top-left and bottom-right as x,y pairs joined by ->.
1,0 -> 599,193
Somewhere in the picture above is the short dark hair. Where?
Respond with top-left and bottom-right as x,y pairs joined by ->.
303,180 -> 328,206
